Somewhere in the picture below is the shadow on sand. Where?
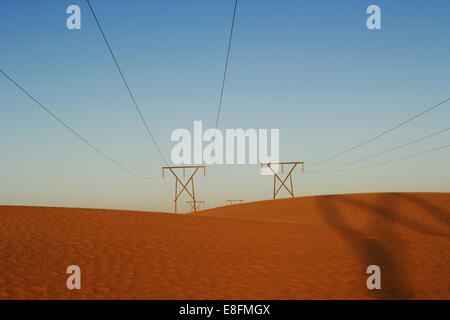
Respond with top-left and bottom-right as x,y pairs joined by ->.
314,193 -> 450,299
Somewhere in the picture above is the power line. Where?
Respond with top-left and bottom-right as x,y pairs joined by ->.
205,0 -> 239,200
0,69 -> 159,180
308,97 -> 450,169
310,143 -> 450,174
86,0 -> 167,164
314,126 -> 450,172
215,0 -> 238,129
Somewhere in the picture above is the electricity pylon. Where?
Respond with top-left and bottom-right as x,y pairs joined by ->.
260,162 -> 304,199
162,165 -> 206,213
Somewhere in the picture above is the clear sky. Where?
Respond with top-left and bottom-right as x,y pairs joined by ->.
1,0 -> 449,213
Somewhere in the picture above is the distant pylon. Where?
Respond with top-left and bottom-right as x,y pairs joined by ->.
226,200 -> 245,205
186,200 -> 205,212
162,165 -> 206,213
260,162 -> 304,199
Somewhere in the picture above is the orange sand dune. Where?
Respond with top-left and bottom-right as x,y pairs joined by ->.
0,192 -> 449,299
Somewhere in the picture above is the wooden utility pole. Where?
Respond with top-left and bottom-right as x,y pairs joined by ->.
260,162 -> 304,199
162,165 -> 206,213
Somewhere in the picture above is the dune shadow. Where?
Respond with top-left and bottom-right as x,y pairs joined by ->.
315,194 -> 414,299
394,193 -> 450,231
337,194 -> 449,238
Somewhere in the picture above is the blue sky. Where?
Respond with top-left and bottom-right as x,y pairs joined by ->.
1,0 -> 449,212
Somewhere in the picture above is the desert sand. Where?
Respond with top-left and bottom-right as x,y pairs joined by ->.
0,192 -> 449,299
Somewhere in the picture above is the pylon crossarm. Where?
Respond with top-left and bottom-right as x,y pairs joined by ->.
162,165 -> 206,169
266,163 -> 278,175
262,162 -> 304,165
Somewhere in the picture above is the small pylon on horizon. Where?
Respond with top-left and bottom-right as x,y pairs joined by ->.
226,200 -> 245,205
186,200 -> 205,212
